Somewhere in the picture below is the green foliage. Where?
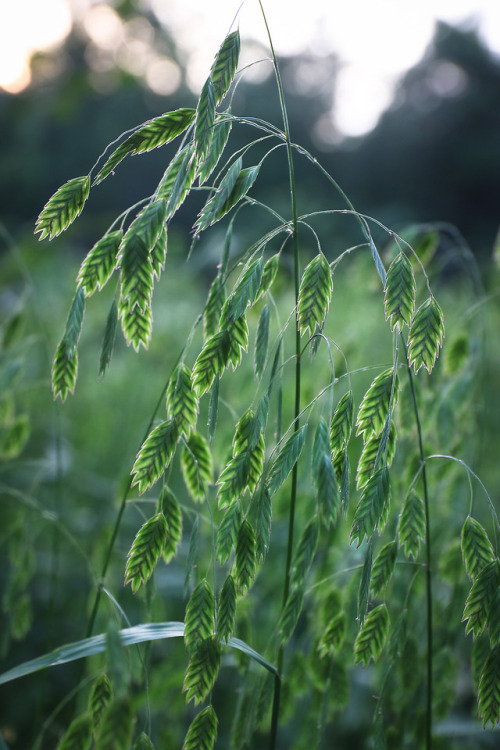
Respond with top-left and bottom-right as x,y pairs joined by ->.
266,425 -> 307,497
224,256 -> 264,323
77,231 -> 122,297
35,175 -> 90,240
370,541 -> 397,597
356,421 -> 396,489
193,331 -> 231,396
95,698 -> 134,750
166,363 -> 199,438
313,418 -> 340,528
124,512 -> 167,592
157,144 -> 197,218
196,77 -> 217,162
182,705 -> 218,750
291,517 -> 319,588
218,574 -> 237,642
198,114 -> 233,185
353,603 -> 390,666
210,31 -> 240,104
462,560 -> 500,638
356,369 -> 399,443
318,612 -> 347,657
330,391 -> 354,458
461,515 -> 495,580
99,300 -> 118,376
254,303 -> 269,379
132,419 -> 179,494
134,733 -> 154,750
52,338 -> 78,401
159,487 -> 183,563
278,586 -> 305,645
478,645 -> 500,727
350,466 -> 391,547
297,253 -> 333,338
194,160 -> 261,235
216,503 -> 242,563
236,519 -> 256,594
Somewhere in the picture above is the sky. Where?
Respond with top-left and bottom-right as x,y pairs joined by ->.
1,0 -> 499,137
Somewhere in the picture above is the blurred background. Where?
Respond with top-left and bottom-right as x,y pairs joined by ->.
1,1 -> 499,748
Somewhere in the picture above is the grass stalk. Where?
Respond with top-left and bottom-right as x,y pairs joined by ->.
257,3 -> 301,748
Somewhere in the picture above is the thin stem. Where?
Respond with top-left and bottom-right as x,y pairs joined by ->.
257,3 -> 301,749
402,336 -> 433,750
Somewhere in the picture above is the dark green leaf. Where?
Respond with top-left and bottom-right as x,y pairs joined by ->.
183,636 -> 221,705
182,705 -> 218,750
124,512 -> 167,593
210,31 -> 240,103
185,579 -> 215,652
408,296 -> 445,374
77,231 -> 122,296
297,253 -> 333,338
354,604 -> 390,666
36,175 -> 90,240
181,432 -> 213,503
350,466 -> 391,547
131,419 -> 179,494
384,252 -> 415,331
93,108 -> 196,184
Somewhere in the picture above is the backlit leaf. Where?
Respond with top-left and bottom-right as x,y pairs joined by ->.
257,253 -> 280,300
131,419 -> 179,494
157,144 -> 197,219
204,276 -> 225,341
118,296 -> 152,351
210,31 -> 240,104
194,163 -> 260,235
398,489 -> 425,560
77,231 -> 122,296
198,114 -> 232,185
151,225 -> 167,280
124,512 -> 167,593
254,304 -> 269,380
354,603 -> 390,666
185,579 -> 215,652
181,432 -> 213,503
408,296 -> 445,374
93,108 -> 196,184
297,253 -> 333,338
216,503 -> 242,563
384,252 -> 415,331
192,331 -> 231,397
318,612 -> 347,657
461,516 -> 495,581
356,368 -> 399,443
224,256 -> 264,323
36,175 -> 90,240
350,466 -> 391,547
99,300 -> 118,376
356,421 -> 396,489
63,287 -> 86,357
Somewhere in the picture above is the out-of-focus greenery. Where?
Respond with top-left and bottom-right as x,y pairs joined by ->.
0,7 -> 499,750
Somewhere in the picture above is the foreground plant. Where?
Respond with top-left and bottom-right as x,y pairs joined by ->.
2,2 -> 499,749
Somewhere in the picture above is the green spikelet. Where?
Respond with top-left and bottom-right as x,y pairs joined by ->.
56,713 -> 93,750
461,516 -> 495,581
185,579 -> 215,652
266,425 -> 308,497
218,574 -> 236,642
183,636 -> 221,705
159,488 -> 183,563
318,612 -> 347,657
297,253 -> 333,338
192,331 -> 231,397
210,31 -> 240,104
131,419 -> 179,494
278,586 -> 305,645
52,339 -> 78,401
350,466 -> 391,547
124,512 -> 167,593
236,519 -> 256,594
133,733 -> 154,750
181,432 -> 213,503
36,175 -> 90,240
330,391 -> 354,458
354,603 -> 390,667
166,363 -> 198,438
88,674 -> 113,729
370,541 -> 397,597
462,560 -> 500,638
478,645 -> 500,727
94,698 -> 133,750
77,231 -> 122,297
356,369 -> 399,443
196,77 -> 216,161
182,705 -> 218,750
408,296 -> 445,374
384,251 -> 415,331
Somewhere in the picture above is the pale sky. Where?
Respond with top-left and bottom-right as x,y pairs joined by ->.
1,0 -> 499,137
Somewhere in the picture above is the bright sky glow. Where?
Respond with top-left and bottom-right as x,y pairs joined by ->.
1,0 -> 499,135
